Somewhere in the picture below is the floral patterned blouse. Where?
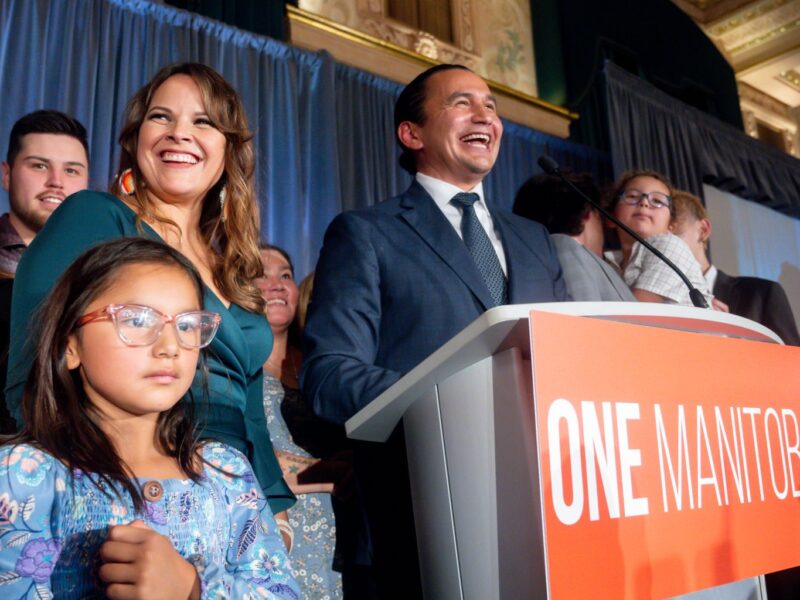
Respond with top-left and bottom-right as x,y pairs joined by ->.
0,442 -> 301,599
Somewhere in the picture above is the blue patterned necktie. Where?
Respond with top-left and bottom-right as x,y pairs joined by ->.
451,192 -> 508,307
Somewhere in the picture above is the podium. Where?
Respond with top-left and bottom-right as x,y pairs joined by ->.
345,302 -> 788,599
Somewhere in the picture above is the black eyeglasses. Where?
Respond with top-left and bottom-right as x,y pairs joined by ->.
76,304 -> 221,349
618,189 -> 672,210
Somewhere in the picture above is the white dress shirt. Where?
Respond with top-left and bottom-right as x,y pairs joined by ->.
704,264 -> 718,292
415,172 -> 508,275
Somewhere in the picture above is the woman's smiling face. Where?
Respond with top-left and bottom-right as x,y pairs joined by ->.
136,74 -> 227,207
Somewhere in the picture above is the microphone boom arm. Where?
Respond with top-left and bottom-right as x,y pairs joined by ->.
537,156 -> 708,309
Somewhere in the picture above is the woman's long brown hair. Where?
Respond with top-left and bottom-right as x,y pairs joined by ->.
111,62 -> 265,314
9,238 -> 208,511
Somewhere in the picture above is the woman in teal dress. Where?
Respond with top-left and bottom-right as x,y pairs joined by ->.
5,63 -> 294,518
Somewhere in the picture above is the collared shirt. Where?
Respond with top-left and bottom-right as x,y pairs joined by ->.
0,213 -> 26,275
605,233 -> 712,307
415,172 -> 508,275
704,264 -> 718,292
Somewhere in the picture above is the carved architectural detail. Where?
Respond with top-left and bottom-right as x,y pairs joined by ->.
355,0 -> 478,60
779,69 -> 800,92
299,0 -> 537,96
739,81 -> 792,117
742,108 -> 758,136
738,81 -> 798,157
414,32 -> 440,60
459,1 -> 475,52
673,0 -> 800,158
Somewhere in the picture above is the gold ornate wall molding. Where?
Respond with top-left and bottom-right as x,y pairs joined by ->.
287,5 -> 574,137
672,0 -> 800,158
296,0 -> 538,97
354,0 -> 478,65
738,81 -> 798,156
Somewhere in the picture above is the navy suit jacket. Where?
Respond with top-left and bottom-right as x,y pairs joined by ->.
713,269 -> 800,346
302,180 -> 567,424
301,181 -> 566,594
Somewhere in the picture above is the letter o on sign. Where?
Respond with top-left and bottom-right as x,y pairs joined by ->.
548,399 -> 584,525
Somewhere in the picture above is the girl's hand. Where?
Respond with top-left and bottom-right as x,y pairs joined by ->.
99,519 -> 201,600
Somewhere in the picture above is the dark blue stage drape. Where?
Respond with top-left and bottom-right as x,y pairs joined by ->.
0,0 -> 609,276
605,62 -> 800,219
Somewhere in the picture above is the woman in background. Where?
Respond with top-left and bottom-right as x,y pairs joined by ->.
259,244 -> 347,598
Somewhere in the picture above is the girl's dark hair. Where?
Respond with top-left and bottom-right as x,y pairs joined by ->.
15,237 -> 207,511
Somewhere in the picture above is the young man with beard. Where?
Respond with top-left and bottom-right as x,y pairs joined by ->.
0,110 -> 89,274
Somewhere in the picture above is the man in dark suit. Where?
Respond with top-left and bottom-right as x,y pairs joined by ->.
671,190 -> 799,346
302,64 -> 566,597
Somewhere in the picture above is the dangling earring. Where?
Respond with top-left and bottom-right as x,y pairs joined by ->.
119,168 -> 136,196
219,186 -> 227,223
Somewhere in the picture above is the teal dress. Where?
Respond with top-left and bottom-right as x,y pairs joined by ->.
5,191 -> 294,513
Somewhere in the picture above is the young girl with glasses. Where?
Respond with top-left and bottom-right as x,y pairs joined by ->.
604,170 -> 714,307
0,238 -> 300,599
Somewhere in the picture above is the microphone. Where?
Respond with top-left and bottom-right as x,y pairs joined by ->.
537,155 -> 708,309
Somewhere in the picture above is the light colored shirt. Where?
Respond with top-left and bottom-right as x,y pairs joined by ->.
416,172 -> 508,275
704,264 -> 718,292
605,233 -> 712,307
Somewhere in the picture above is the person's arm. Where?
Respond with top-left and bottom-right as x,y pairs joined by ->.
625,235 -> 710,306
632,288 -> 668,303
301,213 -> 401,425
201,444 -> 301,599
7,192 -> 133,423
0,445 -> 58,597
274,450 -> 334,494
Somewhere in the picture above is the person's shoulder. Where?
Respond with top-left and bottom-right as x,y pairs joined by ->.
728,274 -> 775,288
58,190 -> 129,214
0,442 -> 60,483
728,274 -> 787,299
647,232 -> 683,247
44,190 -> 136,231
200,441 -> 256,480
643,233 -> 693,256
499,209 -> 550,235
324,197 -> 406,243
550,233 -> 581,252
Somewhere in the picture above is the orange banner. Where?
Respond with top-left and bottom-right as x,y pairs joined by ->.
530,310 -> 800,599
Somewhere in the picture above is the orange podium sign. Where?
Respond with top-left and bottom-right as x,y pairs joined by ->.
530,310 -> 800,599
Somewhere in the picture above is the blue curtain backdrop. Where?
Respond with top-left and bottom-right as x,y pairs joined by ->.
0,0 -> 609,276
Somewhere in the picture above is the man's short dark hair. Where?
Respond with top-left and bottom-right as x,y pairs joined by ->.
6,110 -> 89,165
394,64 -> 472,174
512,170 -> 599,236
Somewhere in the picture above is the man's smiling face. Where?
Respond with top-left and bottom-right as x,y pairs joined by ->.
406,69 -> 503,190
